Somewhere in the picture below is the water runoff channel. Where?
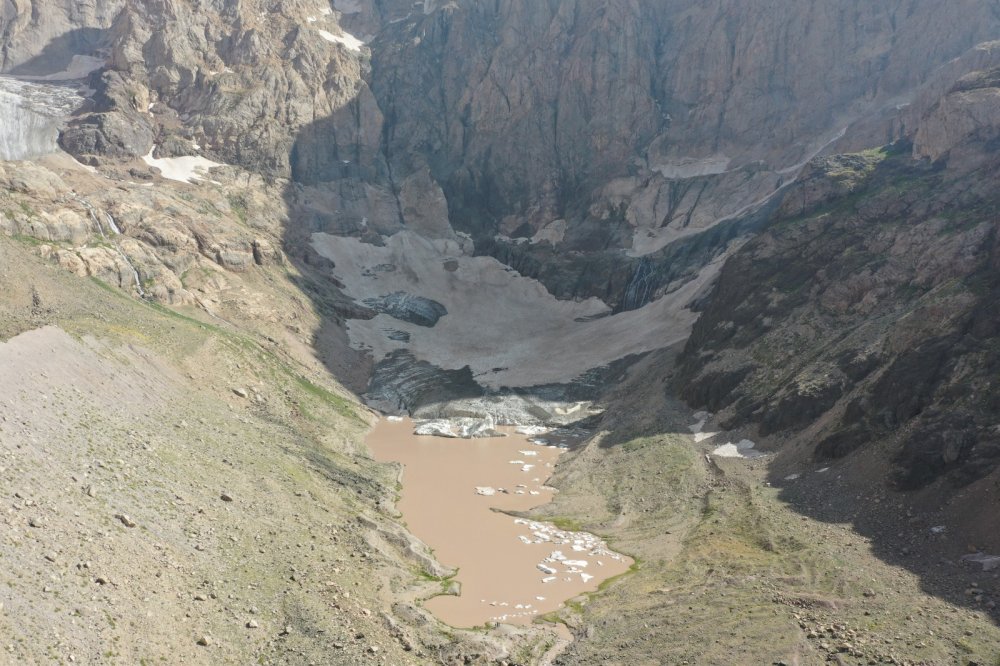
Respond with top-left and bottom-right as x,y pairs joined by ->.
0,57 -> 146,296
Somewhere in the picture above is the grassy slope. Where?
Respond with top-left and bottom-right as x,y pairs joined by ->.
532,353 -> 1000,666
0,236 -> 435,664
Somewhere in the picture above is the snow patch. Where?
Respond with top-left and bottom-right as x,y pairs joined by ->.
689,411 -> 719,442
318,29 -> 365,52
142,150 -> 222,184
712,439 -> 763,459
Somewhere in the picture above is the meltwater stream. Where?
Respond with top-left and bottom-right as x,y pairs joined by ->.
367,418 -> 632,628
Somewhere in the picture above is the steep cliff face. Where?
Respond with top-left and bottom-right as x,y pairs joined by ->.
676,70 -> 1000,496
366,0 -> 1000,246
12,0 -> 1000,418
0,0 -> 121,73
60,0 -> 380,178
67,0 -> 1000,251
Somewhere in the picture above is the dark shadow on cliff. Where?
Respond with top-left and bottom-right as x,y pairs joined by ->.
6,28 -> 106,76
277,98 -> 781,414
595,150 -> 1000,628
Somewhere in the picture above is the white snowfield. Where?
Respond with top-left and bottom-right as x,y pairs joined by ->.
311,230 -> 723,389
712,439 -> 764,459
142,150 -> 223,184
318,29 -> 365,52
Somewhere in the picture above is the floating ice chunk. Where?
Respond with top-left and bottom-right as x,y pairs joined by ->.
509,460 -> 525,465
386,415 -> 404,422
563,559 -> 588,568
518,536 -> 532,544
581,573 -> 594,583
537,564 -> 557,575
542,576 -> 556,583
536,596 -> 545,601
416,418 -> 503,438
475,486 -> 497,496
519,450 -> 539,457
529,491 -> 541,496
521,464 -> 534,472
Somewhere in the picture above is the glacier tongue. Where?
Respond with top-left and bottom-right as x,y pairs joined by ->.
0,78 -> 85,161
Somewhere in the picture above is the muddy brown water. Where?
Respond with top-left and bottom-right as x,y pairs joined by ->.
367,417 -> 632,628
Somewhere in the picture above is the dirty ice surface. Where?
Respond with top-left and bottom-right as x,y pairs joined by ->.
312,230 -> 723,389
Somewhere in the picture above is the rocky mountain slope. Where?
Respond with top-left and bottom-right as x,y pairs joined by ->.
1,0 -> 1000,663
676,66 -> 1000,544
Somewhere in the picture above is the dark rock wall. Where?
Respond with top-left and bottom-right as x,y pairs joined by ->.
676,128 -> 1000,490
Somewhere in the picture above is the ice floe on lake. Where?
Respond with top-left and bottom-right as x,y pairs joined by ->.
513,518 -> 625,585
515,425 -> 551,436
413,417 -> 503,439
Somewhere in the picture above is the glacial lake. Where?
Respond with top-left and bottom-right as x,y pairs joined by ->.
367,417 -> 632,628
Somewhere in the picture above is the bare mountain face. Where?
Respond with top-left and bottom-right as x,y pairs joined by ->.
676,68 -> 1000,528
0,0 -> 121,72
3,0 -> 1000,663
52,0 -> 1000,415
5,0 -> 1000,486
